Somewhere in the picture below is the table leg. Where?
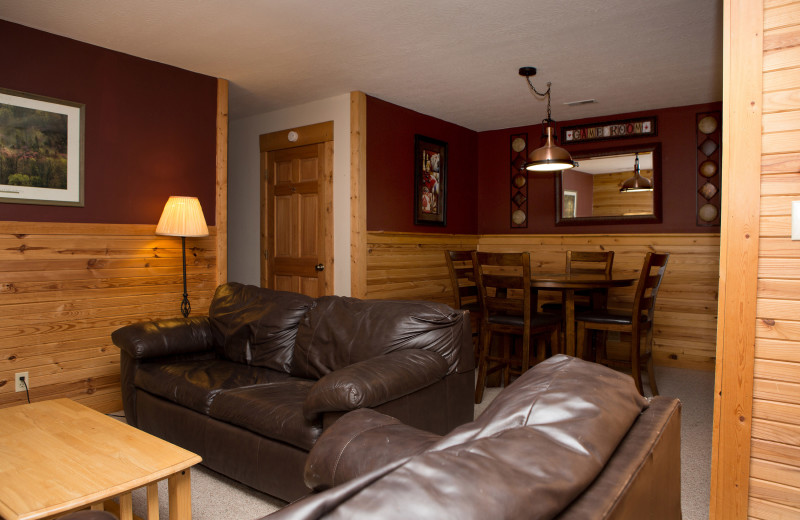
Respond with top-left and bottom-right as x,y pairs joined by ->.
119,492 -> 133,520
147,482 -> 160,520
168,469 -> 192,520
563,289 -> 576,357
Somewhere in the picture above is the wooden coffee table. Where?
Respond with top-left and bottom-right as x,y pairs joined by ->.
0,398 -> 202,520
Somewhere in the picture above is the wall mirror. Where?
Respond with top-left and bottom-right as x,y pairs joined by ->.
555,142 -> 662,225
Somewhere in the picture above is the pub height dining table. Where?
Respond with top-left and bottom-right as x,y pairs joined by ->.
530,272 -> 636,358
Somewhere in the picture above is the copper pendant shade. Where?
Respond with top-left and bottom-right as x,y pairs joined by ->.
519,66 -> 575,172
620,153 -> 653,192
525,125 -> 575,172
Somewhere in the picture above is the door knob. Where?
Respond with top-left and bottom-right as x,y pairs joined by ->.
315,264 -> 325,272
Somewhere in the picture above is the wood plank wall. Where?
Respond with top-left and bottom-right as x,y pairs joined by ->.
367,231 -> 719,370
592,170 -> 655,217
748,0 -> 800,515
0,222 -> 218,413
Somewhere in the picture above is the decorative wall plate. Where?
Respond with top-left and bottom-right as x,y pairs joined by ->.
698,182 -> 718,200
511,209 -> 527,225
698,203 -> 719,222
513,174 -> 527,188
699,160 -> 718,178
698,115 -> 718,134
700,139 -> 718,156
512,137 -> 526,153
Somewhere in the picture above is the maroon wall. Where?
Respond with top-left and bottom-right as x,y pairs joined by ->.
0,20 -> 217,225
477,102 -> 722,234
366,96 -> 479,234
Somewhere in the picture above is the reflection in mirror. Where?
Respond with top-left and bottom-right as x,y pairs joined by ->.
555,143 -> 661,225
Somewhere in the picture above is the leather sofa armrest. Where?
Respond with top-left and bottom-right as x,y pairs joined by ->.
111,317 -> 215,359
303,349 -> 449,420
305,408 -> 441,491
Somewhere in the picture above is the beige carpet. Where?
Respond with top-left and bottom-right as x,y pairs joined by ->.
116,365 -> 714,519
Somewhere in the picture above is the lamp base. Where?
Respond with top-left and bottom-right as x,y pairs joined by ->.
180,294 -> 191,318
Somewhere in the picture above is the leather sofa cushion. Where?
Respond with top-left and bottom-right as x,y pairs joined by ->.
135,359 -> 296,415
305,408 -> 441,490
271,355 -> 649,520
292,296 -> 464,380
209,381 -> 322,451
209,283 -> 313,372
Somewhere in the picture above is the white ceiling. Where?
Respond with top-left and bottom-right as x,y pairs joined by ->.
0,0 -> 723,131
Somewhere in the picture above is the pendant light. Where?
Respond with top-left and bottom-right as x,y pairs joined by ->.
619,153 -> 653,192
519,67 -> 575,172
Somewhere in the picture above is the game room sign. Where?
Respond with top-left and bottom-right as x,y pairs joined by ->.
561,116 -> 657,144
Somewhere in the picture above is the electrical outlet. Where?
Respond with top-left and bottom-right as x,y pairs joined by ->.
15,372 -> 28,392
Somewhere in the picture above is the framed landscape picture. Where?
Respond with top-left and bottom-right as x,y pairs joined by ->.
413,134 -> 447,226
0,88 -> 85,206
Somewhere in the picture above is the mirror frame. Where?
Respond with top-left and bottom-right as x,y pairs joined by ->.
555,142 -> 662,226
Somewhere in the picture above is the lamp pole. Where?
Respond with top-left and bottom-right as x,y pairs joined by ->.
180,235 -> 190,317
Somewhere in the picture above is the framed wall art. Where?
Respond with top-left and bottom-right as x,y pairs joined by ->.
562,190 -> 577,218
413,134 -> 447,226
0,88 -> 85,206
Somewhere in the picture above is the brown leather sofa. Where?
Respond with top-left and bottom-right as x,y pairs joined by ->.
267,355 -> 682,519
111,282 -> 474,501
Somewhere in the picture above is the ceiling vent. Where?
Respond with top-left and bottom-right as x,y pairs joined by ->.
564,99 -> 597,106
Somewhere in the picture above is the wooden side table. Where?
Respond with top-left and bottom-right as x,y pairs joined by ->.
0,398 -> 201,520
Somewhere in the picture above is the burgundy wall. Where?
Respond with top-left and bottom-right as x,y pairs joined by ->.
477,102 -> 722,234
0,21 -> 217,225
366,96 -> 479,234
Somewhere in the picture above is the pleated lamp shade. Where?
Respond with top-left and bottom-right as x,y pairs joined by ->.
155,196 -> 209,237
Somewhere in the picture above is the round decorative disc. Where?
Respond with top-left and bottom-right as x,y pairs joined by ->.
698,115 -> 718,134
513,174 -> 527,188
700,139 -> 718,157
698,203 -> 719,222
698,182 -> 718,200
699,160 -> 718,178
511,209 -> 527,225
512,137 -> 526,153
512,156 -> 526,170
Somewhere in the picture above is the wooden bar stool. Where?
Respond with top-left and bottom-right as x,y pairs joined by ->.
444,250 -> 482,360
575,252 -> 669,396
472,251 -> 562,403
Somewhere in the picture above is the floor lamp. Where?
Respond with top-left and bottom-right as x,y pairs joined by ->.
156,196 -> 209,318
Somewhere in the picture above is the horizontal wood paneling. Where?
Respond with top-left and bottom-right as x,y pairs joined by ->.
750,0 -> 800,514
0,221 -> 218,413
367,231 -> 719,370
366,233 -> 478,303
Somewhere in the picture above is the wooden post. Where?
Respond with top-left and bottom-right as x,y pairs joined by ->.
350,91 -> 368,298
710,0 -> 763,517
216,78 -> 229,286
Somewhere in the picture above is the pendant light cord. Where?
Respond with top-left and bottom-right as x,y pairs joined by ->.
524,77 -> 553,124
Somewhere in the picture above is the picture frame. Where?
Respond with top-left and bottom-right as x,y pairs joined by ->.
561,116 -> 657,144
563,190 -> 577,218
413,134 -> 447,226
0,88 -> 85,206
